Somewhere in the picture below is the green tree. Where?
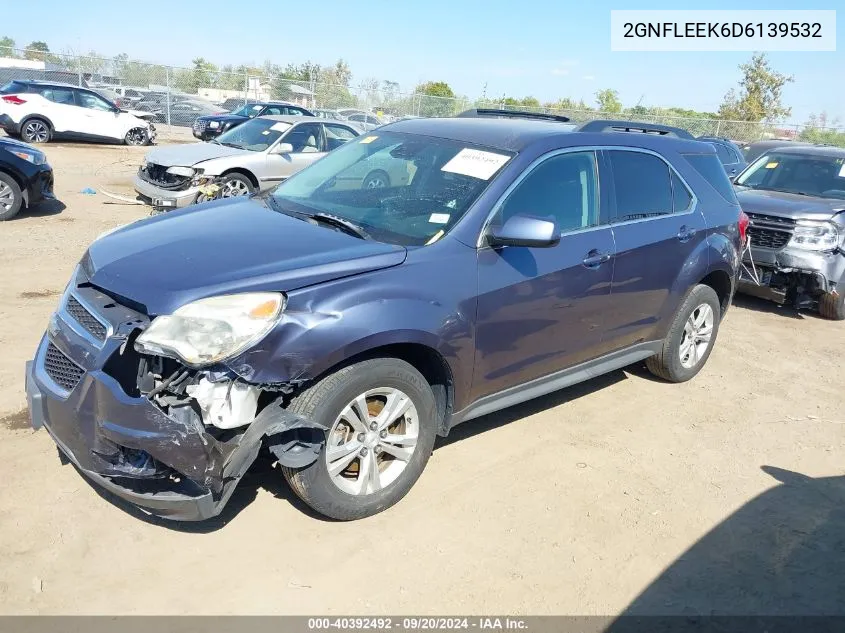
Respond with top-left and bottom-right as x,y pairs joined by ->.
799,112 -> 845,147
595,88 -> 622,113
414,81 -> 457,117
23,41 -> 50,61
0,36 -> 16,58
718,53 -> 793,122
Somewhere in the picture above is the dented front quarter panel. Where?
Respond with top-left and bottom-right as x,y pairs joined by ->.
224,238 -> 480,412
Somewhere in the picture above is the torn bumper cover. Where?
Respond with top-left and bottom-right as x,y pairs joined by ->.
25,286 -> 325,521
738,243 -> 845,304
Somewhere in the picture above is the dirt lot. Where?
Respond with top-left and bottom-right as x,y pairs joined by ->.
0,143 -> 843,616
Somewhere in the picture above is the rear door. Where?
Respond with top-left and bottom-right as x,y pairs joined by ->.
601,148 -> 705,352
31,85 -> 77,133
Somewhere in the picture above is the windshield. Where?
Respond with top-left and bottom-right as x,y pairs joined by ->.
231,103 -> 265,118
270,131 -> 513,246
736,152 -> 845,199
215,118 -> 291,151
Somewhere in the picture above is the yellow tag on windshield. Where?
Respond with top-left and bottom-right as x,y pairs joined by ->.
765,162 -> 779,169
360,136 -> 378,144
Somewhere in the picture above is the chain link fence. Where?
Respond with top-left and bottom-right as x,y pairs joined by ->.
2,49 -> 845,146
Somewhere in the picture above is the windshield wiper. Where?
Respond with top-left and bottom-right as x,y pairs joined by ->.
307,212 -> 371,240
219,142 -> 242,149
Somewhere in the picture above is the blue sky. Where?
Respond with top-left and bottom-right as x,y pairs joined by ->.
3,0 -> 842,123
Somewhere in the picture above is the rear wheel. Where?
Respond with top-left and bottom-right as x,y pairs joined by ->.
281,358 -> 437,520
646,284 -> 721,383
0,172 -> 23,221
20,118 -> 51,144
819,291 -> 845,320
363,170 -> 390,189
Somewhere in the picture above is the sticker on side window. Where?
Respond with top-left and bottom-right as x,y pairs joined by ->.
441,148 -> 509,180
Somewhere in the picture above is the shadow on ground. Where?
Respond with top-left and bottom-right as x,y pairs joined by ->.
12,198 -> 66,220
608,466 -> 845,623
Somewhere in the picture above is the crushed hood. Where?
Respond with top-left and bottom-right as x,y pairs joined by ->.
82,197 -> 407,315
735,187 -> 845,221
143,142 -> 248,168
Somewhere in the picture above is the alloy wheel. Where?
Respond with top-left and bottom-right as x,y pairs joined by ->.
221,178 -> 250,197
325,388 -> 419,496
679,303 -> 714,369
23,120 -> 48,143
0,182 -> 15,211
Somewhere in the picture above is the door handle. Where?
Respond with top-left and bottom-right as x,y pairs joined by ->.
582,250 -> 611,268
677,225 -> 697,242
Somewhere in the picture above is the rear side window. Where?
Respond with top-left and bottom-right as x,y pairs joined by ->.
683,153 -> 738,203
607,150 -> 673,220
37,87 -> 75,105
0,80 -> 29,95
671,172 -> 693,212
711,142 -> 734,165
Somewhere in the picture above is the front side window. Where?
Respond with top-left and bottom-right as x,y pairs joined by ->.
735,152 -> 845,199
608,150 -> 673,220
271,132 -> 513,246
324,124 -> 358,150
282,123 -> 323,153
215,117 -> 290,151
77,91 -> 114,111
495,151 -> 599,233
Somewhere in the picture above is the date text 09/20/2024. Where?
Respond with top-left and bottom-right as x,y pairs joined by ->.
307,617 -> 528,631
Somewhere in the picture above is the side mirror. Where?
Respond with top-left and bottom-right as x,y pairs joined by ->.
272,142 -> 294,155
486,214 -> 560,248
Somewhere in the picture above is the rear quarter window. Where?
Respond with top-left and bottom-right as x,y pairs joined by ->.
683,153 -> 738,203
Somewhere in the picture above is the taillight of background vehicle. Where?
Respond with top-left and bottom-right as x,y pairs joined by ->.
2,95 -> 26,105
738,210 -> 750,247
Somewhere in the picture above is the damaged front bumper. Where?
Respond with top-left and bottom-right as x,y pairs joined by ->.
738,244 -> 845,305
25,277 -> 324,521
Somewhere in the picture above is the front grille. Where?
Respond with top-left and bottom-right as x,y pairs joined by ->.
43,343 -> 84,392
66,296 -> 107,341
746,212 -> 795,250
193,120 -> 208,133
138,162 -> 192,190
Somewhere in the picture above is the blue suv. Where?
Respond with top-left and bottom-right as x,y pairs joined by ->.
25,113 -> 744,521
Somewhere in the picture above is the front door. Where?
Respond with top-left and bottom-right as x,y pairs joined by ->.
601,149 -> 707,352
268,122 -> 326,182
74,89 -> 124,141
472,150 -> 616,401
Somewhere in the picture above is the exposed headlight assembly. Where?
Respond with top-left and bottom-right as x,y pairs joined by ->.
166,165 -> 195,177
135,293 -> 286,367
786,220 -> 840,252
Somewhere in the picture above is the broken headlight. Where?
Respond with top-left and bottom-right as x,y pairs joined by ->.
786,220 -> 840,252
135,293 -> 285,367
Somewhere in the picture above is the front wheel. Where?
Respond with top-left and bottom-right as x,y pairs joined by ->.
281,358 -> 437,520
646,284 -> 721,383
819,291 -> 845,320
0,172 -> 23,220
219,173 -> 254,198
124,127 -> 149,146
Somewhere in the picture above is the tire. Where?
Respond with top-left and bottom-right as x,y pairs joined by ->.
362,170 -> 390,189
281,358 -> 437,520
124,127 -> 149,146
818,291 -> 845,320
0,171 -> 23,221
646,284 -> 721,383
219,173 -> 254,198
20,118 -> 51,144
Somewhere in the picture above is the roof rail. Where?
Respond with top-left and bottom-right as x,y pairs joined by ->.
457,108 -> 571,123
577,119 -> 694,139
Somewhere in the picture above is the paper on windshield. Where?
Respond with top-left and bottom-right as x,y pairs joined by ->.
429,213 -> 450,224
765,162 -> 779,169
441,148 -> 509,180
360,136 -> 378,144
270,122 -> 291,132
839,163 -> 845,177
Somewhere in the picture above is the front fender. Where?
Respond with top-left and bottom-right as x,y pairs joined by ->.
223,243 -> 479,405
